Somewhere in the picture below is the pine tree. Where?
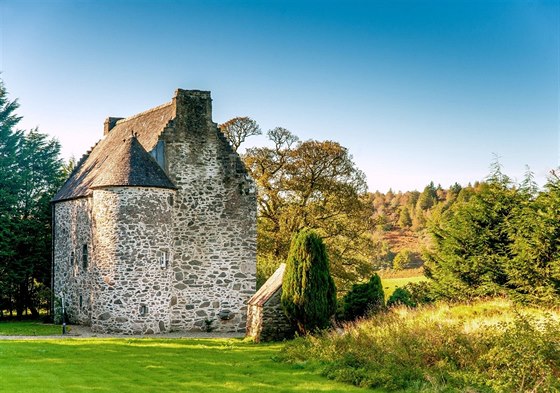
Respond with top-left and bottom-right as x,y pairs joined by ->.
425,168 -> 521,299
506,172 -> 560,305
281,228 -> 337,334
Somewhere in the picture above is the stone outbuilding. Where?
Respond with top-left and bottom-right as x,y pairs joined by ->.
52,89 -> 256,334
246,264 -> 294,342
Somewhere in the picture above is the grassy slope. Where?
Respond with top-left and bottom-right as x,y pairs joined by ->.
281,299 -> 560,392
0,321 -> 61,336
0,338 -> 372,393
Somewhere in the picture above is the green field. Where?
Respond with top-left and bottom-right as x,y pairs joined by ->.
0,321 -> 61,336
381,275 -> 427,299
0,338 -> 371,393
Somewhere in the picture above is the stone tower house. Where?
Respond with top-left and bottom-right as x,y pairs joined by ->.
52,89 -> 256,334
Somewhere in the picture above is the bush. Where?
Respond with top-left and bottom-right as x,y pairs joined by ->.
404,281 -> 436,305
342,274 -> 385,321
392,249 -> 412,270
281,228 -> 337,334
479,314 -> 560,392
281,299 -> 560,392
387,287 -> 415,308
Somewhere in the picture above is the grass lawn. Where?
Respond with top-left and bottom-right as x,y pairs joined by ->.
381,275 -> 427,299
0,338 -> 373,393
0,321 -> 61,336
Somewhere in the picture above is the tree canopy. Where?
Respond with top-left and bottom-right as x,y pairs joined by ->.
0,79 -> 65,318
243,127 -> 375,290
219,116 -> 261,152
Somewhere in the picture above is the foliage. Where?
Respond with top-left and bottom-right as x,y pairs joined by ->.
424,163 -> 560,306
424,165 -> 523,300
479,314 -> 560,392
281,299 -> 560,392
0,338 -> 365,393
386,287 -> 415,308
219,116 -> 261,152
392,249 -> 412,270
402,281 -> 436,305
0,79 -> 65,318
281,229 -> 337,334
505,172 -> 560,305
244,128 -> 375,290
342,274 -> 385,321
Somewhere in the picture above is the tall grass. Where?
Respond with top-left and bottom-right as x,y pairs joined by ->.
281,299 -> 560,392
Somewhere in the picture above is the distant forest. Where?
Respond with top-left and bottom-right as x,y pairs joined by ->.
368,180 -> 470,270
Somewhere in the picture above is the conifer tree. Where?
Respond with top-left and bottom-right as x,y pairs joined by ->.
281,228 -> 337,334
342,273 -> 385,320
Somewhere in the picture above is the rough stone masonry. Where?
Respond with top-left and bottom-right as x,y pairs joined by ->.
52,89 -> 257,334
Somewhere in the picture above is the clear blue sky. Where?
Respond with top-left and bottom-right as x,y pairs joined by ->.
1,0 -> 558,192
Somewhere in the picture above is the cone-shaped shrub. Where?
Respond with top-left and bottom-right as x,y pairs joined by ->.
343,274 -> 385,320
281,228 -> 337,334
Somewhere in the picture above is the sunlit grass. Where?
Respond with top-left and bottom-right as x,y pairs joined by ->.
381,275 -> 427,299
281,299 -> 560,392
0,321 -> 61,336
0,338 -> 372,393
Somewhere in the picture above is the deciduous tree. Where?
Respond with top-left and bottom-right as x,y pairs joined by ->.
219,116 -> 261,152
244,128 -> 375,290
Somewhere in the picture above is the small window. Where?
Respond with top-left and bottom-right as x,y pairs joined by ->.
70,251 -> 75,266
82,244 -> 88,269
159,251 -> 168,269
139,305 -> 148,316
79,295 -> 83,308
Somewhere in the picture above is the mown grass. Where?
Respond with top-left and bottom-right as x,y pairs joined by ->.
0,338 -> 373,393
0,321 -> 61,336
282,299 -> 560,392
381,275 -> 427,299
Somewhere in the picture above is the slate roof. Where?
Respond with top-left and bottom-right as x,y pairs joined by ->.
91,135 -> 175,190
53,101 -> 176,202
247,263 -> 286,306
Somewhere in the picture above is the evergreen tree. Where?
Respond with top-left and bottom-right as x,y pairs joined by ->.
0,80 -> 64,317
425,170 -> 522,299
281,228 -> 337,334
0,79 -> 23,316
342,274 -> 385,320
506,172 -> 560,305
417,182 -> 437,210
398,206 -> 412,228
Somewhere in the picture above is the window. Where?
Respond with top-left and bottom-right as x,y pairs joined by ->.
70,251 -> 75,265
159,251 -> 168,269
79,295 -> 83,308
82,244 -> 88,269
139,305 -> 148,316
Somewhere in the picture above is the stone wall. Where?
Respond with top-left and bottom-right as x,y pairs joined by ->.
162,90 -> 257,333
246,289 -> 294,342
53,198 -> 93,325
91,187 -> 175,334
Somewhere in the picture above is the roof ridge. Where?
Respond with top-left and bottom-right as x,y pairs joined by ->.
115,101 -> 173,126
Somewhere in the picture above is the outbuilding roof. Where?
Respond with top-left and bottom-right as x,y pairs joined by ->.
53,100 -> 176,202
247,263 -> 286,306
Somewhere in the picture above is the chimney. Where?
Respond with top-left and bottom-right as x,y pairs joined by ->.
104,117 -> 124,135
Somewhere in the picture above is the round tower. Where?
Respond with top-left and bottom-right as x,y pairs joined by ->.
90,136 -> 176,334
